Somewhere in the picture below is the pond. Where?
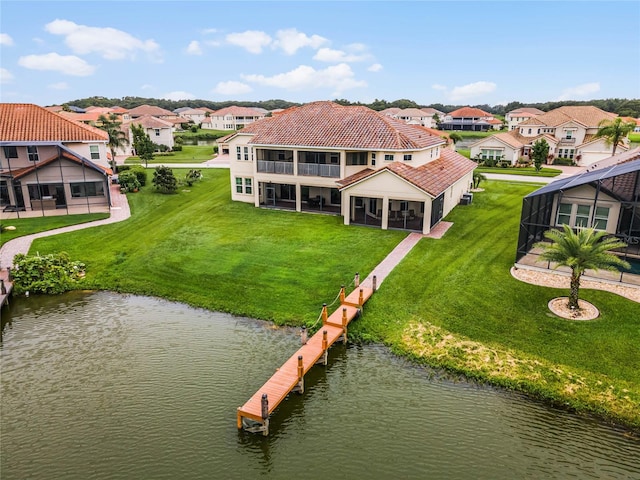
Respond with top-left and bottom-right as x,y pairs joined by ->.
1,292 -> 638,479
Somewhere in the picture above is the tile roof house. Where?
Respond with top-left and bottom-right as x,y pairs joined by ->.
202,106 -> 266,131
120,115 -> 175,153
439,107 -> 501,131
178,108 -> 208,125
0,103 -> 112,217
381,107 -> 445,129
226,101 -> 476,234
506,107 -> 545,131
470,106 -> 629,167
127,104 -> 178,120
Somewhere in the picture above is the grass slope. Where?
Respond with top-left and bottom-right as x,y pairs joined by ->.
1,213 -> 109,247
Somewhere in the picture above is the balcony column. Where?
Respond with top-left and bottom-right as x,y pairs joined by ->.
293,149 -> 298,176
296,183 -> 302,212
422,200 -> 432,235
343,193 -> 350,225
381,196 -> 389,230
339,152 -> 345,179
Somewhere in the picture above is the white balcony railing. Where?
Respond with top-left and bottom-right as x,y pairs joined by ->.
257,160 -> 294,175
298,163 -> 340,178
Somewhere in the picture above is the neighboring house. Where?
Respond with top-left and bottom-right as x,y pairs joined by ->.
226,101 -> 476,235
127,104 -> 178,121
178,108 -> 208,125
516,147 -> 640,285
470,106 -> 629,166
0,103 -> 112,217
506,107 -> 545,131
202,106 -> 266,130
439,107 -> 500,131
58,110 -> 105,126
121,115 -> 174,153
381,107 -> 444,129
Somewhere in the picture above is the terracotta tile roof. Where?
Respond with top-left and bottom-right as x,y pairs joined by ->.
380,107 -> 402,115
521,106 -> 617,128
59,111 -> 104,123
127,104 -> 176,117
396,108 -> 431,118
180,108 -> 207,115
0,103 -> 108,142
471,130 -> 558,150
211,106 -> 267,117
447,107 -> 492,118
122,115 -> 173,129
10,148 -> 111,179
338,149 -> 475,197
240,101 -> 446,150
420,107 -> 444,115
488,118 -> 503,124
508,107 -> 545,116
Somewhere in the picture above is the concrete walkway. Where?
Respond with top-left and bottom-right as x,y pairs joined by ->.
0,184 -> 131,269
361,232 -> 425,289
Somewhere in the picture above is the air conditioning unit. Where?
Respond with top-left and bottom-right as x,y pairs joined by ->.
460,193 -> 473,205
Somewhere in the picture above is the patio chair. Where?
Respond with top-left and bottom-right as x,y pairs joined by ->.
408,209 -> 415,220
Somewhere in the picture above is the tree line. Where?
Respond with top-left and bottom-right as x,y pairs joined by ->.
62,96 -> 640,118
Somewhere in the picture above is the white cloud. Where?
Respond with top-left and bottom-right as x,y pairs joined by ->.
18,52 -> 96,76
313,47 -> 370,63
273,28 -> 328,55
242,63 -> 366,95
1,68 -> 14,84
44,19 -> 161,62
202,28 -> 218,34
0,33 -> 14,46
368,63 -> 383,72
226,30 -> 272,54
212,81 -> 253,96
48,82 -> 69,90
431,84 -> 447,91
141,84 -> 154,90
186,40 -> 202,55
555,82 -> 600,101
32,37 -> 45,45
162,91 -> 196,101
449,81 -> 497,101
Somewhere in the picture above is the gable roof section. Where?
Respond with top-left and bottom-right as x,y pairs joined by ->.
447,107 -> 492,118
0,103 -> 109,142
212,106 -> 266,117
239,101 -> 446,151
470,130 -> 557,149
9,144 -> 111,179
123,115 -> 173,129
508,107 -> 545,116
520,106 -> 617,129
338,149 -> 475,197
127,104 -> 176,117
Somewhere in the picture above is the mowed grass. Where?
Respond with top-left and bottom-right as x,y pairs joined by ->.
475,166 -> 562,177
1,213 -> 109,247
355,180 -> 640,388
29,169 -> 405,323
125,145 -> 215,164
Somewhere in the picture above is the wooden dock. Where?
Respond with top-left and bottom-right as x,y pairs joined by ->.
0,268 -> 13,308
237,278 -> 375,435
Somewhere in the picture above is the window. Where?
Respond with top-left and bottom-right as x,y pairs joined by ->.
575,204 -> 590,227
371,153 -> 376,166
594,206 -> 609,230
244,146 -> 249,161
89,145 -> 100,160
346,152 -> 368,165
236,146 -> 242,161
528,129 -> 532,134
235,177 -> 252,194
3,146 -> 18,159
557,203 -> 572,225
70,182 -> 105,197
330,153 -> 340,164
155,129 -> 161,137
481,149 -> 503,160
565,130 -> 573,139
403,154 -> 412,162
384,154 -> 394,162
27,146 -> 39,162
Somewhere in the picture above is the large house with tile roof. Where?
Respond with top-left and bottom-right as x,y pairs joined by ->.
506,107 -> 545,131
202,106 -> 266,131
470,106 -> 629,167
0,103 -> 112,217
120,115 -> 174,153
127,104 -> 178,120
439,107 -> 502,131
226,101 -> 476,234
380,107 -> 444,129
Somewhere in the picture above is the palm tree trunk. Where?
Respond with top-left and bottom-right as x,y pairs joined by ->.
569,270 -> 581,310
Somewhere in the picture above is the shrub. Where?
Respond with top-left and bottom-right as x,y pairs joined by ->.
12,252 -> 86,295
118,170 -> 141,191
128,165 -> 148,186
553,157 -> 576,166
190,125 -> 198,133
172,145 -> 183,151
116,165 -> 131,174
213,145 -> 219,154
185,169 -> 202,186
152,166 -> 178,194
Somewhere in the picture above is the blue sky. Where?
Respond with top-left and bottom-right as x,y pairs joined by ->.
1,1 -> 639,107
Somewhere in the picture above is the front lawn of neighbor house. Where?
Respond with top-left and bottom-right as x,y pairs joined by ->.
125,145 -> 216,164
26,172 -> 640,428
475,166 -> 562,177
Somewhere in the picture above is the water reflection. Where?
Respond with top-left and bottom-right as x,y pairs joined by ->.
1,291 -> 638,480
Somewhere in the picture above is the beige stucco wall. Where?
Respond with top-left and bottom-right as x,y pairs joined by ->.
442,171 -> 474,218
470,138 -> 518,163
550,184 -> 620,234
576,138 -> 622,167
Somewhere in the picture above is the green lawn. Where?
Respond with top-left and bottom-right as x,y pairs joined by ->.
26,173 -> 640,426
1,213 -> 109,247
628,132 -> 640,143
456,148 -> 470,158
448,130 -> 503,139
475,166 -> 562,177
125,145 -> 215,164
174,128 -> 233,139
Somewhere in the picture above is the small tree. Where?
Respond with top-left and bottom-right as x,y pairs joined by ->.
472,171 -> 486,189
152,166 -> 178,193
594,117 -> 635,156
130,123 -> 155,168
97,113 -> 129,170
531,138 -> 549,172
449,132 -> 463,145
185,169 -> 202,186
12,252 -> 86,295
535,225 -> 629,310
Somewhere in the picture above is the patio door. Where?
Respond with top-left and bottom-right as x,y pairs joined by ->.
265,185 -> 276,206
431,194 -> 444,227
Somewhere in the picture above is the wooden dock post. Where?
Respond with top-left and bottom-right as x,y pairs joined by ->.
260,393 -> 269,436
321,303 -> 328,324
6,267 -> 11,281
293,355 -> 304,394
372,275 -> 377,292
341,307 -> 348,343
0,279 -> 6,295
354,272 -> 360,287
339,285 -> 345,303
358,288 -> 364,307
300,326 -> 307,345
320,330 -> 329,365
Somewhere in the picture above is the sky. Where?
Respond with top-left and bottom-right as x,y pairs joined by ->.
1,1 -> 639,107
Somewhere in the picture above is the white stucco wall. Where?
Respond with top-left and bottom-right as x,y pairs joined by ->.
550,184 -> 620,234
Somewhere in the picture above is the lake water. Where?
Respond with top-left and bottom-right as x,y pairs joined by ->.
1,291 -> 638,479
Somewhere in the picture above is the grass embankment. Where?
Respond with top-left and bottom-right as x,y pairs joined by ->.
125,145 -> 215,164
174,128 -> 232,140
0,213 -> 109,247
352,180 -> 640,428
475,166 -> 562,177
27,174 -> 640,428
628,132 -> 640,143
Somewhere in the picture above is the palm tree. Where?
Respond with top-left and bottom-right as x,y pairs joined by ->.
449,132 -> 463,145
535,225 -> 629,310
98,113 -> 129,169
472,170 -> 486,189
594,117 -> 635,156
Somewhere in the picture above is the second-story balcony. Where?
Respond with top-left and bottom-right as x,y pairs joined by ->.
298,163 -> 340,178
560,137 -> 576,144
257,160 -> 294,175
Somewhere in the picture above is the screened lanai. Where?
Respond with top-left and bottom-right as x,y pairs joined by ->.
515,158 -> 640,285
